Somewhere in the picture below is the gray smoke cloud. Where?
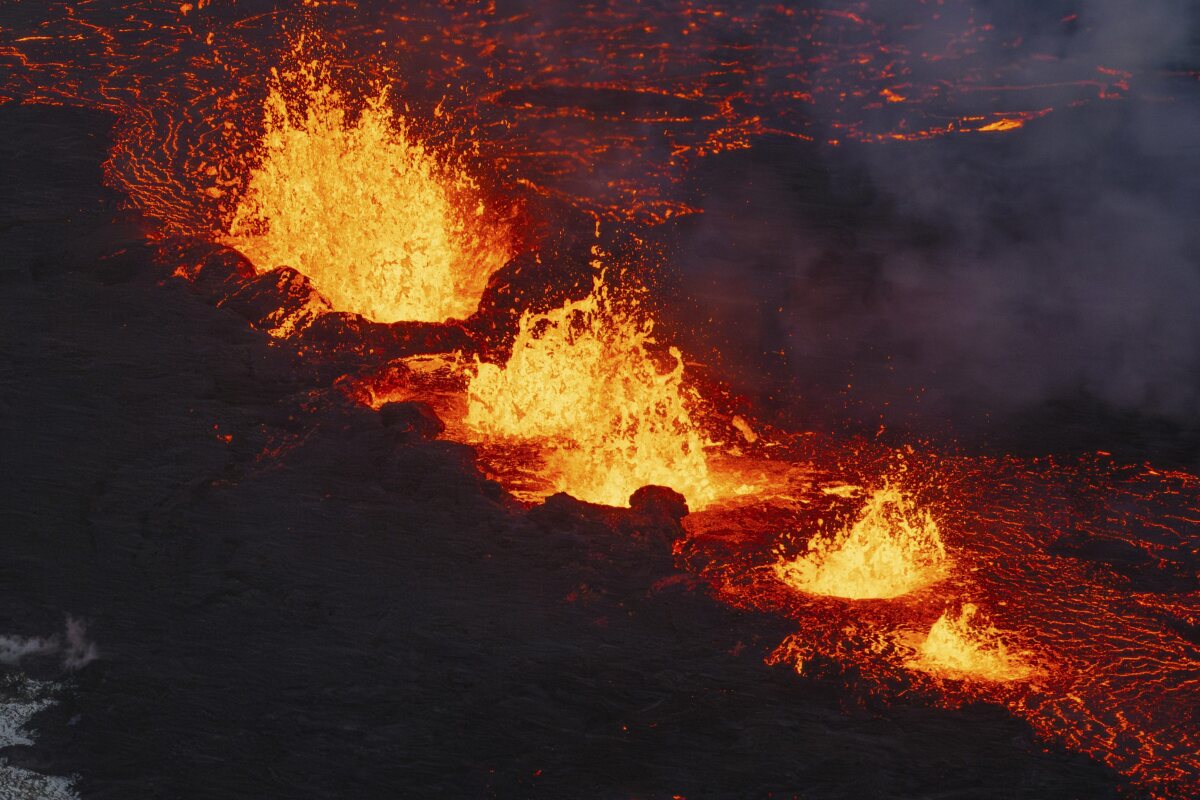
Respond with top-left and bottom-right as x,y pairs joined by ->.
674,0 -> 1200,440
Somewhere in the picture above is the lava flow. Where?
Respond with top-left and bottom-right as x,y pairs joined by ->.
685,451 -> 1200,797
0,1 -> 1144,236
222,52 -> 513,324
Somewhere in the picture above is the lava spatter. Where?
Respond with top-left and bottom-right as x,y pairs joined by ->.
912,602 -> 1032,682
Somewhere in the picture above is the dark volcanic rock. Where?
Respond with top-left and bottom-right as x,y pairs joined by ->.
377,401 -> 445,440
629,485 -> 690,522
297,311 -> 474,359
1050,531 -> 1153,566
466,246 -> 595,361
1049,530 -> 1198,593
152,237 -> 477,362
218,265 -> 329,331
154,237 -> 258,294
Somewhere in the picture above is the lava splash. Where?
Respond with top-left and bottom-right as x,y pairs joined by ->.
913,602 -> 1032,682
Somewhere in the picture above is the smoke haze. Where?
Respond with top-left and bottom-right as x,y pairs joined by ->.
669,0 -> 1200,453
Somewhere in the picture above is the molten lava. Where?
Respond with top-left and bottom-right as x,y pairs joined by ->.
5,4 -> 1198,796
465,275 -> 715,508
222,55 -> 512,324
687,451 -> 1200,797
914,602 -> 1032,682
773,484 -> 947,600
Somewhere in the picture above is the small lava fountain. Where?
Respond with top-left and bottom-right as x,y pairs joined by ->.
774,484 -> 947,599
465,274 -> 715,508
914,602 -> 1032,682
222,52 -> 512,324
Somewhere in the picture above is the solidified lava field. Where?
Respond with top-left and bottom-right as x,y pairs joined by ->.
2,3 -> 1199,799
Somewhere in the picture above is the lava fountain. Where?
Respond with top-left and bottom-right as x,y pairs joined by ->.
465,274 -> 716,508
222,53 -> 513,323
913,602 -> 1032,682
774,484 -> 947,599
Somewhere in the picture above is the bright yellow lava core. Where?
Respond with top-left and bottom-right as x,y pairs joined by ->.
224,56 -> 511,323
775,484 -> 947,599
464,275 -> 716,508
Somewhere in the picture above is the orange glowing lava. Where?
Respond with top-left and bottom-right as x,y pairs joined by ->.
913,602 -> 1032,682
774,484 -> 947,599
465,274 -> 715,508
5,5 -> 1196,795
222,53 -> 513,324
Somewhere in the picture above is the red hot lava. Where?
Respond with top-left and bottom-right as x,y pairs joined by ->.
2,3 -> 1197,798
